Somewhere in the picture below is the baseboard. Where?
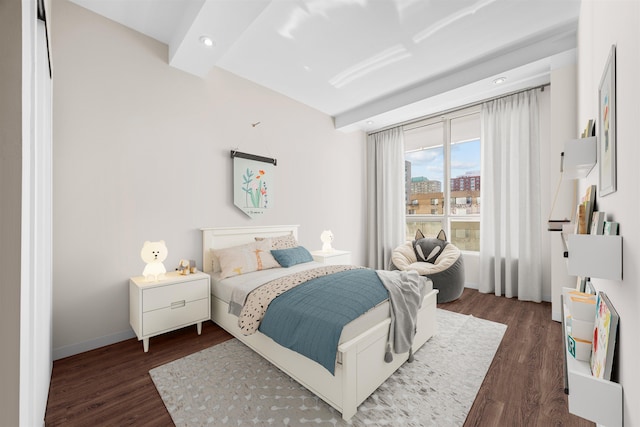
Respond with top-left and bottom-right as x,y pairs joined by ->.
53,329 -> 136,361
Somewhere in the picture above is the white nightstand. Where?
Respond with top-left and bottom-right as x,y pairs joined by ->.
129,271 -> 210,352
310,249 -> 352,265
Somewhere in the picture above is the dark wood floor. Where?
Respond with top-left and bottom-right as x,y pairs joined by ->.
45,288 -> 593,426
440,289 -> 593,427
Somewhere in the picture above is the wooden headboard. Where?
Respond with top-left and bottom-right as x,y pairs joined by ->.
201,225 -> 299,274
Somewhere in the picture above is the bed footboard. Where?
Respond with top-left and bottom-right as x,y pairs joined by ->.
210,288 -> 438,420
338,288 -> 438,419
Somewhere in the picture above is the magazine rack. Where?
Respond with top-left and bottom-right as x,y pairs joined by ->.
561,288 -> 622,426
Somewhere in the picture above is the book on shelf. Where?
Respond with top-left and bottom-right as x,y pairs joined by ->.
568,335 -> 592,361
575,204 -> 588,234
590,211 -> 606,235
604,221 -> 619,235
575,276 -> 588,293
585,279 -> 596,295
575,185 -> 596,234
590,292 -> 619,380
568,288 -> 595,298
581,119 -> 595,138
570,295 -> 596,321
583,185 -> 596,233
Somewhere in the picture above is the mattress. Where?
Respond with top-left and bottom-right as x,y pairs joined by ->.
209,262 -> 433,345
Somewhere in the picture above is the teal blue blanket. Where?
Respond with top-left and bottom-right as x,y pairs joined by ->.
258,268 -> 388,374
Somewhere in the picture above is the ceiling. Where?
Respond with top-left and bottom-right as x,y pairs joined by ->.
69,0 -> 581,132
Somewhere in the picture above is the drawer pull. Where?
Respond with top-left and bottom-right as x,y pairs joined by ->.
171,300 -> 186,309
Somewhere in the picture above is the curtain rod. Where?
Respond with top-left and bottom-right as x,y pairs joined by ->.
367,82 -> 550,136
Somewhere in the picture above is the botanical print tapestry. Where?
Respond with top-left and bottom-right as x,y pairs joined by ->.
233,155 -> 274,218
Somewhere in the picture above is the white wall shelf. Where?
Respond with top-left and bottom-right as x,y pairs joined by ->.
562,136 -> 596,179
561,288 -> 622,426
564,234 -> 622,280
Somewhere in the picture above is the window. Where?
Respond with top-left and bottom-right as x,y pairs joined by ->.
404,108 -> 481,251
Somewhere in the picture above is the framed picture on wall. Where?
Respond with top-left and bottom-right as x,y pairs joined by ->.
598,45 -> 617,197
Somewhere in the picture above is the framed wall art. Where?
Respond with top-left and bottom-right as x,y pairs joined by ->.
598,45 -> 616,197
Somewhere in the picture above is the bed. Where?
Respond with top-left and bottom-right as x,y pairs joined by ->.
201,224 -> 439,420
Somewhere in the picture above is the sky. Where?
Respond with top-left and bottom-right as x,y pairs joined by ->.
406,138 -> 480,183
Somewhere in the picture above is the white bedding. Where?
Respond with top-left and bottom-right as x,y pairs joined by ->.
209,262 -> 433,345
210,261 -> 325,305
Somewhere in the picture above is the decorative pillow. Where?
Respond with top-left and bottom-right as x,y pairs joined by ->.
412,229 -> 449,264
214,240 -> 281,279
255,234 -> 298,250
270,246 -> 313,268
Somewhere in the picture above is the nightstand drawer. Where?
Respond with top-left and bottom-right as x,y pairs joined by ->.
142,297 -> 209,336
142,278 -> 208,312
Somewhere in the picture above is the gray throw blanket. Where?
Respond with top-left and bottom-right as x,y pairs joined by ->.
376,270 -> 428,363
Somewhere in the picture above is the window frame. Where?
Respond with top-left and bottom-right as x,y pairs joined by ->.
404,106 -> 481,251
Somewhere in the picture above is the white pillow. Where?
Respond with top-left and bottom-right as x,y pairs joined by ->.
213,240 -> 281,279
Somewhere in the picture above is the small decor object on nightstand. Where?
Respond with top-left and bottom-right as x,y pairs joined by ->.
140,240 -> 168,282
320,230 -> 334,253
178,259 -> 190,275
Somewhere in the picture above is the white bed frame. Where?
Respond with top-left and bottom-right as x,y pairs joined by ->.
201,225 -> 438,420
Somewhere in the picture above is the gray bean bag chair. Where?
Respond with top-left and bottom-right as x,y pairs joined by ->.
391,239 -> 465,303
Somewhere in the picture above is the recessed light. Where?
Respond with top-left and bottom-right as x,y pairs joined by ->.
199,36 -> 214,47
366,120 -> 374,125
493,76 -> 507,85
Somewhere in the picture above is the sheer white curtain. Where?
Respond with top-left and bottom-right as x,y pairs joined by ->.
366,127 -> 406,270
480,89 -> 542,301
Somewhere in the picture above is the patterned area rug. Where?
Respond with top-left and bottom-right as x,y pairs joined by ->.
150,309 -> 506,426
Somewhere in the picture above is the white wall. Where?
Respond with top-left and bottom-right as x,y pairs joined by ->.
51,0 -> 366,358
577,1 -> 640,424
